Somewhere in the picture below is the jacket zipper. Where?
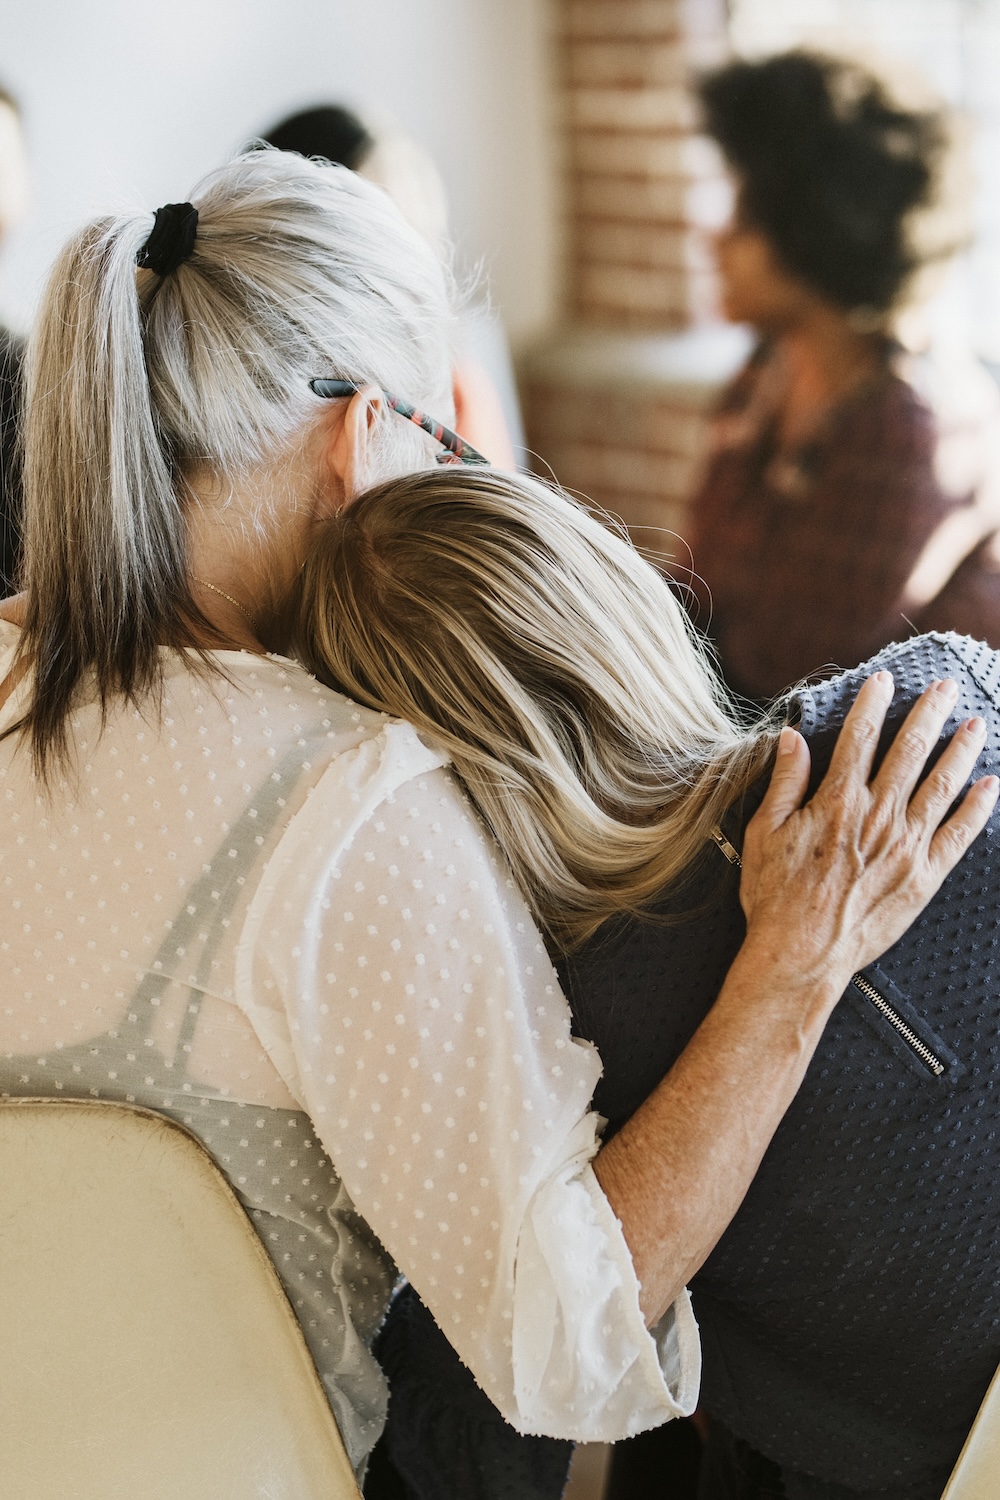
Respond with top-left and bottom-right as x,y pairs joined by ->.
709,826 -> 946,1077
849,972 -> 944,1076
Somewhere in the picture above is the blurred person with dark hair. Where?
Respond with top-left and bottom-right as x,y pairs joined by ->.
686,50 -> 1000,703
0,82 -> 27,597
264,104 -> 375,172
259,104 -> 524,469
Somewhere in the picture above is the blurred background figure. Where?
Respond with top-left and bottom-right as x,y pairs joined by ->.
260,104 -> 525,468
0,82 -> 27,596
683,50 -> 1000,703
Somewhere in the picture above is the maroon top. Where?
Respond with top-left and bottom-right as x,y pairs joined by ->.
685,342 -> 1000,700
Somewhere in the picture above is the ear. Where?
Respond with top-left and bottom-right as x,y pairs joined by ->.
319,385 -> 384,512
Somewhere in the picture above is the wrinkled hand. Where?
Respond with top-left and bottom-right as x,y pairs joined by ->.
740,672 -> 999,990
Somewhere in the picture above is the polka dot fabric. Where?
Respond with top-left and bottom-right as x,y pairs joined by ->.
236,729 -> 699,1440
0,622 -> 694,1457
563,633 -> 1000,1500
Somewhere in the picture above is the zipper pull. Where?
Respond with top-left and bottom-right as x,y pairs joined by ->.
710,825 -> 742,868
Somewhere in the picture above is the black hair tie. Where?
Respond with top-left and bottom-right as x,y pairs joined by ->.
137,201 -> 199,277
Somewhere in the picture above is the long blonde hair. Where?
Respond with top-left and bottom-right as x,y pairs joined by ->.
14,149 -> 454,774
293,469 -> 777,950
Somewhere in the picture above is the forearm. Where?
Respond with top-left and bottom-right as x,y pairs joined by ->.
593,937 -> 845,1326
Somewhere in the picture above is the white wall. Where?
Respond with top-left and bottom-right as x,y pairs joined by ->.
0,0 -> 559,346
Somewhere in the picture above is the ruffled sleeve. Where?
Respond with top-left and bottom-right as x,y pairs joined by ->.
236,720 -> 699,1438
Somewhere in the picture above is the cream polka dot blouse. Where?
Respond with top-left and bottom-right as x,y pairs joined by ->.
0,624 -> 698,1457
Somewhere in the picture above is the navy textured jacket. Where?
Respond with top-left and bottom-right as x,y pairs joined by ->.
373,634 -> 1000,1500
563,632 -> 1000,1500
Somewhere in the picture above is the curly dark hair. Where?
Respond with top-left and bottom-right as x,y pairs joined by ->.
699,51 -> 951,313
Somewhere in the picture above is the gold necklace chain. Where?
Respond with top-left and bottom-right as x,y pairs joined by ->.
193,577 -> 255,627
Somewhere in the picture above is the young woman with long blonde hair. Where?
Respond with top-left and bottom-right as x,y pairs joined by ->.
292,466 -> 1000,1500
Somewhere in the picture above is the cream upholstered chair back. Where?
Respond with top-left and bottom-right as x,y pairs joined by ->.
941,1363 -> 1000,1500
0,1097 -> 363,1500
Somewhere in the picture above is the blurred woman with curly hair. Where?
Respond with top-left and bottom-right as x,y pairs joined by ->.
687,50 -> 1000,702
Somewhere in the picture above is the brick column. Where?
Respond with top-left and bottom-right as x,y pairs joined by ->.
520,0 -> 745,553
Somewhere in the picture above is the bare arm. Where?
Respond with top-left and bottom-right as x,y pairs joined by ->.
594,673 -> 998,1325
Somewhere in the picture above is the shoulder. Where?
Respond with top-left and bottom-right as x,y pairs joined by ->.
836,365 -> 936,464
795,635 -> 995,727
149,651 -> 430,808
790,633 -> 1000,787
164,649 -> 388,741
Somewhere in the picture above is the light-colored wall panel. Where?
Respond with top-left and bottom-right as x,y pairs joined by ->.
0,0 -> 558,346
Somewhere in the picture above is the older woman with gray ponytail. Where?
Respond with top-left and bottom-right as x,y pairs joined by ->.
0,151 -> 992,1493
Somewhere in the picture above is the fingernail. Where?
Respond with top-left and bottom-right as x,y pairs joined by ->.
777,726 -> 797,756
966,716 -> 986,736
937,678 -> 959,699
980,776 -> 999,795
874,671 -> 893,689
